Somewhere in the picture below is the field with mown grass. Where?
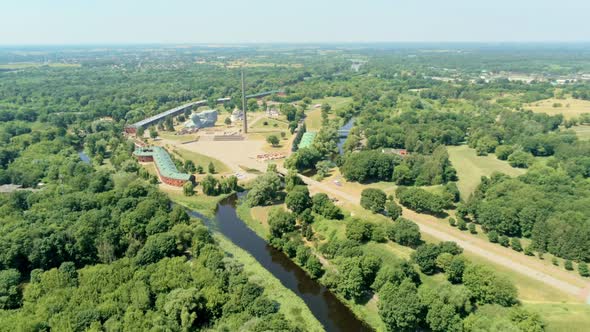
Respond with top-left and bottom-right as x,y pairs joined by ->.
572,125 -> 590,140
172,147 -> 231,174
448,145 -> 525,199
525,97 -> 590,120
305,97 -> 353,131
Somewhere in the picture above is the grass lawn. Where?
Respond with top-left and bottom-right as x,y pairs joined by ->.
572,125 -> 590,140
237,202 -> 274,238
448,145 -> 525,199
161,187 -> 229,218
305,108 -> 325,131
250,117 -> 290,131
311,96 -> 353,111
524,97 -> 590,120
523,303 -> 590,332
172,147 -> 231,174
306,97 -> 353,131
214,235 -> 325,332
157,131 -> 198,142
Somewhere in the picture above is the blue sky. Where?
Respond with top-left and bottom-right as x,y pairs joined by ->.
2,0 -> 589,44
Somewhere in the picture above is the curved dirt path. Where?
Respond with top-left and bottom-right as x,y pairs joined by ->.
293,171 -> 590,301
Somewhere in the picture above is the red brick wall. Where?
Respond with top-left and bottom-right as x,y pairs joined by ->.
136,155 -> 154,162
135,152 -> 187,187
160,176 -> 186,187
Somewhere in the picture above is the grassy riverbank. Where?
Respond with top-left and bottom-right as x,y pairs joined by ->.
215,235 -> 325,332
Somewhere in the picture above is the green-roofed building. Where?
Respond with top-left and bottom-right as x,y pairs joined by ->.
134,146 -> 193,186
298,132 -> 317,149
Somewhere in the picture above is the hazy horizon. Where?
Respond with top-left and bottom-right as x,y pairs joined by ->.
2,0 -> 589,45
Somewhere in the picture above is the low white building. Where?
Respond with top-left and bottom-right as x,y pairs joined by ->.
266,107 -> 280,118
230,109 -> 244,122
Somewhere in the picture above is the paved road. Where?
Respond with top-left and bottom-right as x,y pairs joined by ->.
293,171 -> 590,301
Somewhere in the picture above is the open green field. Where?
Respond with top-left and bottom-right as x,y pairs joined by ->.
523,303 -> 590,332
448,145 -> 525,199
306,97 -> 353,131
525,97 -> 590,120
215,235 -> 325,332
172,147 -> 231,174
161,187 -> 230,218
572,125 -> 590,140
250,117 -> 290,132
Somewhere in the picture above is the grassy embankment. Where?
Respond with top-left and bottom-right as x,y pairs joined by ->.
215,235 -> 325,331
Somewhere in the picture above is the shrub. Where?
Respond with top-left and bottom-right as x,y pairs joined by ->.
551,257 -> 559,266
524,246 -> 534,256
510,238 -> 523,252
468,223 -> 477,234
285,185 -> 312,214
412,244 -> 441,275
508,150 -> 534,168
487,231 -> 499,243
295,245 -> 311,265
346,219 -> 372,243
268,208 -> 296,239
457,218 -> 467,231
371,225 -> 387,243
579,262 -> 589,277
564,260 -> 574,271
396,187 -> 446,215
311,193 -> 343,219
498,235 -> 510,247
495,145 -> 515,160
385,201 -> 402,220
387,218 -> 422,247
305,256 -> 324,279
448,217 -> 456,227
360,188 -> 387,213
182,181 -> 194,196
463,264 -> 518,306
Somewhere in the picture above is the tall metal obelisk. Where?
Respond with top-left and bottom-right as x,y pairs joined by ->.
241,68 -> 247,134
